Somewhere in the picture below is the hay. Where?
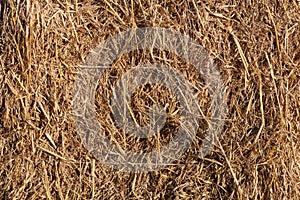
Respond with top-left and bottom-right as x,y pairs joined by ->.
0,0 -> 299,199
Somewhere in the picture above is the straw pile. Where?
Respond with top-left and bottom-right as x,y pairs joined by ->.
0,0 -> 299,199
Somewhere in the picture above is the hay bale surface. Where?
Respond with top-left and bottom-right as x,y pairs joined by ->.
0,0 -> 299,199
